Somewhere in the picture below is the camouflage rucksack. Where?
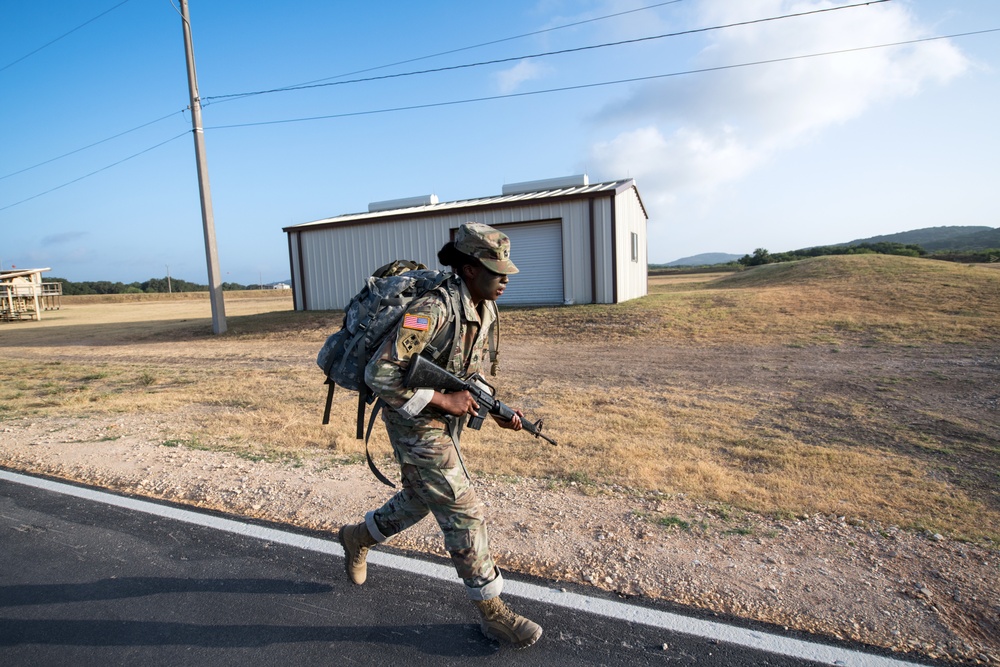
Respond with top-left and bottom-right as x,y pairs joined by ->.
317,260 -> 462,435
318,259 -> 503,486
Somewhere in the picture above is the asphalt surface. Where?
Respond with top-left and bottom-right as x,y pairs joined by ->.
0,472 -> 929,666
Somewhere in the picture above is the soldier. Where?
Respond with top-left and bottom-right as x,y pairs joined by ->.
338,222 -> 543,648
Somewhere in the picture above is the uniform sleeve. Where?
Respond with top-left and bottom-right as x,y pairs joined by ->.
364,293 -> 450,415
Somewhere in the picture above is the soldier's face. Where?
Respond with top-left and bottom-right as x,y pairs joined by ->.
463,264 -> 509,304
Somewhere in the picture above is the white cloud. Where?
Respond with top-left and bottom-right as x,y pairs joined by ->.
494,59 -> 548,93
588,0 -> 971,204
591,125 -> 760,207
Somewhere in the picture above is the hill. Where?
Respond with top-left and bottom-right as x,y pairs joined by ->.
843,225 -> 996,249
672,226 -> 999,270
920,227 -> 1000,251
661,252 -> 742,267
712,252 -> 1000,302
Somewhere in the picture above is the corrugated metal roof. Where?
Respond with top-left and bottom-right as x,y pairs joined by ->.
283,178 -> 645,232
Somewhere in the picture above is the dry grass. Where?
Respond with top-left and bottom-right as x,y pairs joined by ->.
2,256 -> 998,542
505,255 -> 1000,345
457,382 -> 992,542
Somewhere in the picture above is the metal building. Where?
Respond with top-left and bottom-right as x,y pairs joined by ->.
282,175 -> 648,311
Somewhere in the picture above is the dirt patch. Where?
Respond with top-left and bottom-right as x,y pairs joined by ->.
2,340 -> 997,664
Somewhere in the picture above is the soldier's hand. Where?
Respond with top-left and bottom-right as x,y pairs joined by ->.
431,390 -> 479,417
494,409 -> 523,431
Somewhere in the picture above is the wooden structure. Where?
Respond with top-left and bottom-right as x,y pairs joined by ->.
1,268 -> 62,322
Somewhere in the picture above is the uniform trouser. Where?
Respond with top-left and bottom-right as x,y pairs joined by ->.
367,462 -> 503,600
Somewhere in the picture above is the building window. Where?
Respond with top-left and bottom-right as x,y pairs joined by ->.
631,232 -> 639,263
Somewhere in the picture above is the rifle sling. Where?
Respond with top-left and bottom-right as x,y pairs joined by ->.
322,379 -> 335,426
488,300 -> 499,375
364,399 -> 397,488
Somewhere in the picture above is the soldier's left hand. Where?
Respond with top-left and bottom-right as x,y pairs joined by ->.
494,409 -> 523,431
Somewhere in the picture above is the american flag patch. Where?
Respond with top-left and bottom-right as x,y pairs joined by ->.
402,314 -> 430,331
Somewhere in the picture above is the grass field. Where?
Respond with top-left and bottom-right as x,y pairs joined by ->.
2,255 -> 998,543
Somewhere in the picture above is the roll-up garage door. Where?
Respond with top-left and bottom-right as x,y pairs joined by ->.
497,221 -> 563,306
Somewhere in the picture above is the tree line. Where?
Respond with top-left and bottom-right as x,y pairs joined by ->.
738,243 -> 1000,267
49,276 -> 264,296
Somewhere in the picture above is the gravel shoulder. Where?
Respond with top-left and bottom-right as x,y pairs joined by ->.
2,407 -> 997,665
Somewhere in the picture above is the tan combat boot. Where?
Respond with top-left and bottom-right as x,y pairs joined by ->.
338,522 -> 377,585
473,596 -> 543,648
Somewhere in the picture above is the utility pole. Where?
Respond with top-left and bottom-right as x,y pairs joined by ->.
166,265 -> 172,294
179,0 -> 226,334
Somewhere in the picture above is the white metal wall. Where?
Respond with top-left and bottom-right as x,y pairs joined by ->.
615,187 -> 649,302
590,196 -> 614,304
293,220 -> 449,311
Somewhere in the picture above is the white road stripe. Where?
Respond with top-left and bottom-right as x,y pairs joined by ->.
1,469 -> 924,667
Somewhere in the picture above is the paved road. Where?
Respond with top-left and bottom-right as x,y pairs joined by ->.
0,471 -> 928,666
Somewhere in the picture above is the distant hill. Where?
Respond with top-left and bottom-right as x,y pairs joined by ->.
843,226 -> 997,250
919,227 -> 1000,251
662,252 -> 743,267
666,226 -> 1000,268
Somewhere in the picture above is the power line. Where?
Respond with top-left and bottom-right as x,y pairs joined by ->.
0,0 -> 134,73
0,110 -> 186,182
0,1 -> 684,183
231,0 -> 687,100
204,0 -> 889,105
0,132 -> 188,213
1,3 -> 687,210
6,25 -> 993,213
205,29 -> 998,131
0,0 -> 885,194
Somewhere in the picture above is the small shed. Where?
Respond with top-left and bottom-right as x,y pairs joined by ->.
1,268 -> 61,322
282,175 -> 648,311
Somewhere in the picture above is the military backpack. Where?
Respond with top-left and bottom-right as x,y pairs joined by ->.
316,259 -> 499,485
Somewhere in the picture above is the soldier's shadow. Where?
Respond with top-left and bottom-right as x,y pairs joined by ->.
0,577 -> 497,658
0,617 -> 496,657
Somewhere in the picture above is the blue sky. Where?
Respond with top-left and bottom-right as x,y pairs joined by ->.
1,0 -> 997,284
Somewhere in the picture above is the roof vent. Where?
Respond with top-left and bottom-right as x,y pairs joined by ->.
502,174 -> 588,195
368,194 -> 439,212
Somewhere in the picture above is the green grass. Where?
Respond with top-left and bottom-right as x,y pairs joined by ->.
657,515 -> 692,530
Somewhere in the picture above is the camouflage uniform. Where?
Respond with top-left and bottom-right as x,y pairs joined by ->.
363,270 -> 506,599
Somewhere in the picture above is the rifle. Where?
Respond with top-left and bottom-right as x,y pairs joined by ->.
404,354 -> 557,446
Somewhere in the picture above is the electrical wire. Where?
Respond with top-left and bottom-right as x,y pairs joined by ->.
6,11 -> 991,213
203,0 -> 889,105
205,29 -> 997,131
0,0 -> 134,73
0,0 -> 886,193
1,2 -> 687,208
11,0 -> 647,174
6,27 -> 993,213
0,110 -> 187,182
0,132 -> 188,213
241,1 -> 687,98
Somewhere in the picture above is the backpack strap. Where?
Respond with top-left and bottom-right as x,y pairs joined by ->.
487,300 -> 500,376
355,337 -> 369,439
322,379 -> 335,425
447,288 -> 463,372
364,399 -> 396,488
422,278 -> 463,370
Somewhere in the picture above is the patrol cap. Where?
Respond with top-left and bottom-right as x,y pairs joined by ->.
454,222 -> 519,275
